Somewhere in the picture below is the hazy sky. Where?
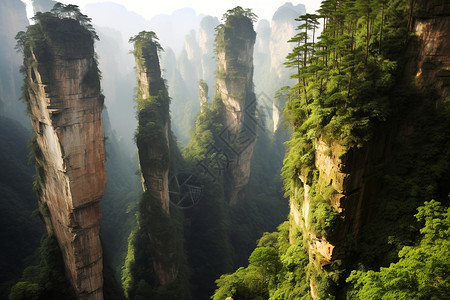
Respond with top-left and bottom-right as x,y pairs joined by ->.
58,0 -> 322,21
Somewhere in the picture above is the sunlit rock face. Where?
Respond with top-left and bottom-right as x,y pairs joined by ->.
23,18 -> 106,300
215,12 -> 257,205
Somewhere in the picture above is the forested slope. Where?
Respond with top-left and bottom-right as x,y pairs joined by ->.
213,0 -> 450,299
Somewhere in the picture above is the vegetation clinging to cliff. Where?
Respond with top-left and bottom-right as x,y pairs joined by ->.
215,6 -> 257,81
122,30 -> 191,299
15,2 -> 98,54
9,234 -> 76,300
129,31 -> 170,172
282,0 -> 412,188
15,2 -> 101,115
212,222 -> 310,299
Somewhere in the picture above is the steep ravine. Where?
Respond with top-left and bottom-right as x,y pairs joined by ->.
20,15 -> 106,300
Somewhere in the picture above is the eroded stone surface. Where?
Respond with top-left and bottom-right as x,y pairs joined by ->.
26,39 -> 106,299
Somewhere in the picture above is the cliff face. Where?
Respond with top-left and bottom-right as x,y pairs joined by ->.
22,17 -> 106,300
291,133 -> 389,275
289,2 -> 450,298
407,0 -> 450,99
215,11 -> 257,205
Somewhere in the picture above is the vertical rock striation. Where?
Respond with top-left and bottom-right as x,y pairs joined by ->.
20,14 -> 106,300
215,7 -> 257,205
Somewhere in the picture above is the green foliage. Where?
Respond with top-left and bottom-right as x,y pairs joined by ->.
0,116 -> 43,299
16,2 -> 101,116
181,6 -> 290,298
121,192 -> 190,300
212,222 -> 310,300
309,201 -> 339,238
221,6 -> 258,24
9,234 -> 76,300
282,0 -> 411,192
48,2 -> 98,40
129,31 -> 164,79
347,200 -> 450,299
308,182 -> 339,238
16,3 -> 99,56
129,31 -> 163,53
125,28 -> 191,300
183,94 -> 225,163
280,1 -> 450,298
135,120 -> 169,171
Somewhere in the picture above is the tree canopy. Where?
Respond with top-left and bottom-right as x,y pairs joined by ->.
15,2 -> 99,54
347,200 -> 450,299
128,31 -> 163,52
221,6 -> 258,24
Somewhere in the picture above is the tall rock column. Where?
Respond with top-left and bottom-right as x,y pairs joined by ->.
19,12 -> 106,300
130,31 -> 171,213
128,31 -> 182,289
215,7 -> 257,205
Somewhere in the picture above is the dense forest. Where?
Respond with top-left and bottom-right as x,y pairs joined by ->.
0,0 -> 448,300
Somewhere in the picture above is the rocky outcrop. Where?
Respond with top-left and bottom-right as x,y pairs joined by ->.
293,134 -> 389,267
215,9 -> 257,205
22,16 -> 106,300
